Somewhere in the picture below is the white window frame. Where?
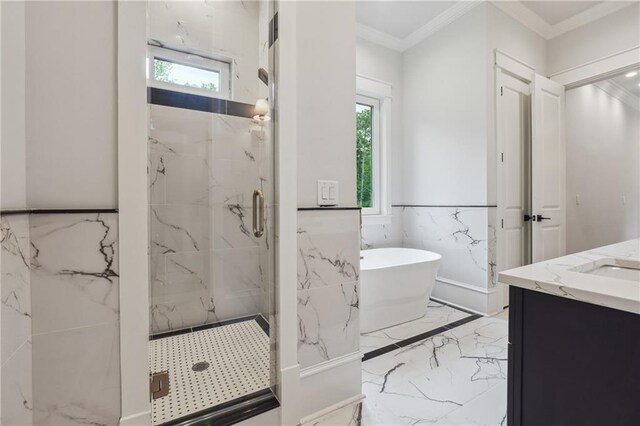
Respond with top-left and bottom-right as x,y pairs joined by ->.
147,45 -> 231,99
356,75 -> 392,225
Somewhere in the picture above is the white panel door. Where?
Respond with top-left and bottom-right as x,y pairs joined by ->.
531,73 -> 566,262
497,71 -> 531,307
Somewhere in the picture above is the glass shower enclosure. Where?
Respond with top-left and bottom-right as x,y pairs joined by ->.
145,1 -> 276,424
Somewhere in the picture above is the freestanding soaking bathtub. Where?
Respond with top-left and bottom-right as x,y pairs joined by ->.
360,248 -> 442,333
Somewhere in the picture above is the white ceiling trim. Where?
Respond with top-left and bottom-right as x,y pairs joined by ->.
402,1 -> 483,51
593,79 -> 640,112
491,1 -> 635,40
357,23 -> 405,51
357,1 -> 483,52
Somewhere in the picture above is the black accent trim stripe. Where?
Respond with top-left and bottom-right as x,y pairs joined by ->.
392,204 -> 497,208
149,87 -> 255,119
254,314 -> 270,337
362,303 -> 483,362
149,314 -> 269,341
159,388 -> 279,426
0,209 -> 118,216
298,206 -> 362,211
269,13 -> 278,47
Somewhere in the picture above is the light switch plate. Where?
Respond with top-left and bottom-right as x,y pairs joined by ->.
317,180 -> 339,206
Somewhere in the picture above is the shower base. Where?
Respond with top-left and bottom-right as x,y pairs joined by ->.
150,316 -> 270,425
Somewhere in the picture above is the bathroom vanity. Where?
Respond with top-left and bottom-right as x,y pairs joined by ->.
499,240 -> 640,426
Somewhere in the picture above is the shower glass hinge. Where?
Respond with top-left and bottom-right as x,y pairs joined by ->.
150,371 -> 169,400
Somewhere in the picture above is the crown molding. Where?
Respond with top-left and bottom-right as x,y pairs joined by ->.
548,1 -> 634,39
357,23 -> 405,51
593,79 -> 640,112
357,0 -> 482,52
491,1 -> 550,38
491,1 -> 635,40
402,0 -> 483,50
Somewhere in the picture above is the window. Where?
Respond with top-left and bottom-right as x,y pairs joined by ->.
148,45 -> 231,99
355,75 -> 391,224
356,95 -> 380,212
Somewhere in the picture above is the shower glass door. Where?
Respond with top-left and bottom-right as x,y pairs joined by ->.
145,1 -> 276,424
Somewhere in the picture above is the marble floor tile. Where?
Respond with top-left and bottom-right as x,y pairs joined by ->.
436,382 -> 507,426
362,310 -> 509,426
361,301 -> 472,354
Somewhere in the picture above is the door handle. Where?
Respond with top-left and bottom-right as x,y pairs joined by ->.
253,189 -> 265,238
535,214 -> 551,221
524,214 -> 533,222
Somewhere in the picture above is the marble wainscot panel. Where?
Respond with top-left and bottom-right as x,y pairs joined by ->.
360,207 -> 403,249
28,213 -> 120,425
297,210 -> 360,369
499,239 -> 640,315
1,214 -> 33,425
149,105 -> 270,333
402,207 -> 490,288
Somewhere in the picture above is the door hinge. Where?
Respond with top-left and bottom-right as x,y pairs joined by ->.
500,86 -> 503,96
150,371 -> 169,400
501,218 -> 504,229
501,152 -> 504,162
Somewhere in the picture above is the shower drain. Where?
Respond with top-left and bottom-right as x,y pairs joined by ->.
192,361 -> 210,372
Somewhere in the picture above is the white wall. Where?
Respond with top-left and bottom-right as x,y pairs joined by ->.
402,5 -> 488,205
25,1 -> 118,209
1,1 -> 26,210
566,84 -> 640,253
293,1 -> 363,420
486,2 -> 547,205
356,37 -> 404,204
356,38 -> 404,249
296,1 -> 356,207
547,3 -> 640,76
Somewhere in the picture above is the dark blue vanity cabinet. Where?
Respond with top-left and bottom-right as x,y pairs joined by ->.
507,286 -> 640,426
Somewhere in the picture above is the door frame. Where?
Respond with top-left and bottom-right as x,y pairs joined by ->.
495,50 -> 536,309
117,2 -> 151,424
495,47 -> 640,309
496,67 -> 532,308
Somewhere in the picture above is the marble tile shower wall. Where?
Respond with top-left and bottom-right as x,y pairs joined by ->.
361,206 -> 497,289
1,214 -> 33,425
1,212 -> 121,426
149,105 -> 271,334
297,210 -> 360,369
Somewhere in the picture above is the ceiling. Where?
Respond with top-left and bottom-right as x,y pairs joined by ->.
356,1 -> 454,39
356,1 -> 634,52
610,70 -> 640,97
520,1 -> 602,26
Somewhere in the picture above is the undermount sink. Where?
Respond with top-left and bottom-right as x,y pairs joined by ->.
578,260 -> 640,282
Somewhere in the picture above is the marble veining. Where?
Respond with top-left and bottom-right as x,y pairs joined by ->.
499,239 -> 640,314
149,105 -> 272,333
1,212 -> 121,426
1,214 -> 34,426
360,301 -> 472,354
30,214 -> 120,334
297,210 -> 361,369
361,314 -> 508,425
402,207 -> 489,289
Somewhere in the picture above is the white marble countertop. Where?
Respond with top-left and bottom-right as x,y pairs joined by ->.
498,239 -> 640,315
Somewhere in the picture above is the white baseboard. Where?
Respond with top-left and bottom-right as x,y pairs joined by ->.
432,278 -> 501,315
297,351 -> 362,420
299,394 -> 365,425
119,410 -> 151,426
300,351 -> 362,378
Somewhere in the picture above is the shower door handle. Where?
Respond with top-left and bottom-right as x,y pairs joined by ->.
253,189 -> 265,238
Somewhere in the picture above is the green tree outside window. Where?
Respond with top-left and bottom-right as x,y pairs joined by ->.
356,103 -> 373,208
